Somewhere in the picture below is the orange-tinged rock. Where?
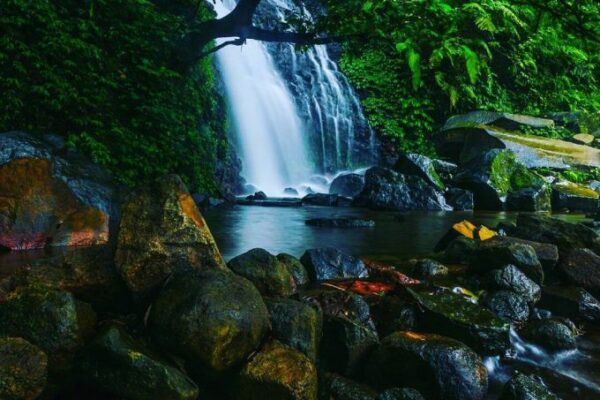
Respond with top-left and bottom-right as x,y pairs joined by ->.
452,220 -> 478,239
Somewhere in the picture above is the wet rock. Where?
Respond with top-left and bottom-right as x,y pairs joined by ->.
228,248 -> 295,297
277,253 -> 310,289
539,286 -> 600,322
368,295 -> 416,338
485,265 -> 541,304
513,213 -> 600,254
0,337 -> 48,400
394,153 -> 445,190
493,236 -> 559,271
412,290 -> 510,355
470,236 -> 544,284
329,173 -> 365,198
302,193 -> 341,206
149,269 -> 269,381
300,247 -> 368,281
433,159 -> 459,176
520,318 -> 577,351
305,217 -> 375,228
115,175 -> 226,298
445,188 -> 474,211
365,331 -> 488,400
354,167 -> 450,211
444,111 -> 555,132
500,373 -> 560,400
377,388 -> 425,400
192,193 -> 226,210
443,236 -> 479,264
558,248 -> 600,296
78,325 -> 198,400
319,373 -> 378,400
552,180 -> 599,213
266,298 -> 321,361
412,259 -> 449,279
507,187 -> 551,212
0,287 -> 96,373
246,191 -> 268,201
236,341 -> 317,400
0,131 -> 114,250
482,290 -> 530,322
284,187 -> 299,196
435,220 -> 498,253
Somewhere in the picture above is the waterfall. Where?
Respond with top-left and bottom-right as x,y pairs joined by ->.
213,0 -> 378,197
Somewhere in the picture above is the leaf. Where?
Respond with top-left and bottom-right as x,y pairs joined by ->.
362,1 -> 373,12
462,45 -> 480,84
407,48 -> 422,90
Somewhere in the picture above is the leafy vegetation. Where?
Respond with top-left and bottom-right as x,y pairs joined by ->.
318,0 -> 600,155
0,0 -> 229,193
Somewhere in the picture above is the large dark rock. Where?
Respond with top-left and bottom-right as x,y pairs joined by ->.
520,318 -> 578,351
513,213 -> 600,254
507,187 -> 551,212
354,167 -> 450,211
0,287 -> 96,373
552,180 -> 599,212
305,218 -> 375,228
266,298 -> 321,361
412,290 -> 510,355
482,290 -> 530,322
319,373 -> 378,400
500,373 -> 560,400
149,269 -> 269,381
78,326 -> 198,400
411,259 -> 449,279
228,248 -> 295,297
115,175 -> 226,298
539,286 -> 600,322
394,153 -> 445,190
494,236 -> 559,271
485,264 -> 541,304
365,331 -> 488,400
445,187 -> 474,211
470,236 -> 544,284
0,337 -> 48,400
235,341 -> 317,400
0,131 -> 115,250
329,173 -> 365,198
368,295 -> 416,338
377,388 -> 425,400
277,253 -> 310,290
302,193 -> 342,206
558,248 -> 600,297
443,236 -> 479,264
300,247 -> 368,281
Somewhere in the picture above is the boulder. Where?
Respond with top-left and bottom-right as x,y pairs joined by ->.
558,248 -> 600,296
411,259 -> 448,279
284,187 -> 300,196
266,298 -> 321,361
507,187 -> 551,212
394,153 -> 445,190
470,236 -> 544,284
572,133 -> 595,145
0,131 -> 114,250
520,318 -> 578,351
412,290 -> 510,355
492,236 -> 559,271
329,173 -> 365,198
368,295 -> 416,338
305,218 -> 375,228
435,220 -> 498,252
513,213 -> 600,254
443,236 -> 479,265
319,373 -> 378,400
552,180 -> 599,212
0,337 -> 48,400
377,388 -> 425,400
149,269 -> 269,381
539,286 -> 600,322
277,253 -> 310,289
302,193 -> 341,206
0,287 -> 96,373
235,341 -> 317,400
246,191 -> 268,201
115,174 -> 225,297
354,167 -> 450,211
365,331 -> 488,400
482,290 -> 530,322
228,248 -> 295,297
445,188 -> 474,211
500,373 -> 560,400
300,248 -> 368,281
484,264 -> 541,304
78,326 -> 198,400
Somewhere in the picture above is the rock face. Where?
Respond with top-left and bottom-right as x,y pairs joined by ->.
115,174 -> 225,297
365,331 -> 488,400
500,373 -> 560,400
552,180 -> 599,212
329,173 -> 365,198
149,268 -> 269,381
228,248 -> 295,297
520,319 -> 578,351
78,326 -> 198,400
0,287 -> 96,373
235,341 -> 318,400
354,167 -> 450,211
300,247 -> 368,281
0,131 -> 114,250
558,248 -> 600,296
0,337 -> 48,400
394,153 -> 445,190
302,193 -> 342,206
539,286 -> 600,322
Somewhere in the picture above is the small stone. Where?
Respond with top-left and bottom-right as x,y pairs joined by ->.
482,290 -> 530,322
485,264 -> 541,304
520,318 -> 578,350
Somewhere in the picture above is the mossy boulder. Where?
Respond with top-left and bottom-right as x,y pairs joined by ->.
300,247 -> 368,281
394,153 -> 445,191
78,325 -> 198,400
319,373 -> 378,400
149,268 -> 269,381
365,331 -> 488,400
277,253 -> 310,289
500,373 -> 560,400
229,248 -> 295,297
235,341 -> 317,400
266,298 -> 322,361
0,337 -> 48,400
552,180 -> 599,212
539,286 -> 600,322
0,287 -> 96,373
558,248 -> 600,297
412,290 -> 510,355
115,174 -> 226,298
520,318 -> 578,351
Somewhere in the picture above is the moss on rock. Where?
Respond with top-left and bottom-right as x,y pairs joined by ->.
0,337 -> 48,400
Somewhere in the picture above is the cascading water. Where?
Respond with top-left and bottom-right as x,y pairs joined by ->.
213,0 -> 377,196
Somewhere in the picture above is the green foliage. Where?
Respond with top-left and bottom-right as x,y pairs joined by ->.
319,0 -> 600,155
0,0 -> 226,193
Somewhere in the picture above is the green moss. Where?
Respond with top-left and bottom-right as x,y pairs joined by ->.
490,151 -> 517,195
554,181 -> 599,199
510,164 -> 545,190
